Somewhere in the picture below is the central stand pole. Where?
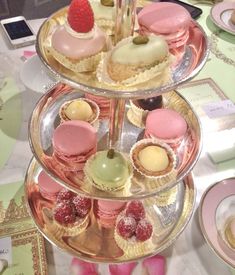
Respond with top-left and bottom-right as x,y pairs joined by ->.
108,0 -> 137,149
108,98 -> 126,148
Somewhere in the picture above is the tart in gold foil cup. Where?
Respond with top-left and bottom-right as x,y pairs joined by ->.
130,138 -> 177,188
43,207 -> 90,238
59,98 -> 100,129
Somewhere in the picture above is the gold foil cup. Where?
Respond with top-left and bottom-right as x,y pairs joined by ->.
42,207 -> 90,239
97,36 -> 173,87
48,46 -> 104,73
127,100 -> 148,128
59,98 -> 100,129
51,215 -> 89,238
130,138 -> 177,188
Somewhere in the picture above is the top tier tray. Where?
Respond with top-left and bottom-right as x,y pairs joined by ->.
36,6 -> 209,99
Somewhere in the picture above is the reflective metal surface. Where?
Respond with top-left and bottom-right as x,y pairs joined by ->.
29,84 -> 202,199
36,6 -> 209,98
25,158 -> 196,263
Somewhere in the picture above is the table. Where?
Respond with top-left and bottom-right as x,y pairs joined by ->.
0,2 -> 235,274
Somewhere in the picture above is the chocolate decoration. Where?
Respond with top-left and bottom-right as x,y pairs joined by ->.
137,96 -> 163,111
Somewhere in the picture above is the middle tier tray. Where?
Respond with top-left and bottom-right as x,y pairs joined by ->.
25,157 -> 196,263
29,83 -> 201,199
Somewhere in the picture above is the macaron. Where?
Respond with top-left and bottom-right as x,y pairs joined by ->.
94,200 -> 126,228
52,120 -> 97,171
145,109 -> 187,146
38,170 -> 63,201
138,2 -> 191,49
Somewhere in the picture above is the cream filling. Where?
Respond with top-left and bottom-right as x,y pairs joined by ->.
64,21 -> 96,39
111,35 -> 168,65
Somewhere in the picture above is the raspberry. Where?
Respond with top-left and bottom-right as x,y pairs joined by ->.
116,216 -> 137,239
53,202 -> 76,225
56,189 -> 76,203
126,200 -> 145,221
72,196 -> 91,218
136,219 -> 153,242
67,0 -> 94,33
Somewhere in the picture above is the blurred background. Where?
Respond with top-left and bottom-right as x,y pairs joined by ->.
0,0 -> 70,20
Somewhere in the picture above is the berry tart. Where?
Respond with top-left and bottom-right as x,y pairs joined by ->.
114,201 -> 154,257
51,189 -> 91,237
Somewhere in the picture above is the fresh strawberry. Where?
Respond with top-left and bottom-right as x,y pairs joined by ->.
67,0 -> 94,33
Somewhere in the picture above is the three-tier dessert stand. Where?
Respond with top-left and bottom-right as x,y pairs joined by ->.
24,0 -> 209,263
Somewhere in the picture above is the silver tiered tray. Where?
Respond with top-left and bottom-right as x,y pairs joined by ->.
25,0 -> 209,263
36,7 -> 209,98
29,84 -> 201,199
25,158 -> 196,263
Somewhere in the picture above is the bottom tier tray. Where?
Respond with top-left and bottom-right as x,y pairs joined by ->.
25,157 -> 196,263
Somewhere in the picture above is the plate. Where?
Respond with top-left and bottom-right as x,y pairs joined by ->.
29,83 -> 202,200
199,178 -> 235,268
36,7 -> 209,98
20,54 -> 55,93
210,2 -> 235,35
25,157 -> 196,263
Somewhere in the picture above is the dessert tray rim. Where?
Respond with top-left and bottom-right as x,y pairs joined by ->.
25,157 -> 196,263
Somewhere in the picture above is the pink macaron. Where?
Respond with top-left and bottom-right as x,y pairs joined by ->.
145,109 -> 187,146
52,120 -> 97,171
94,200 -> 126,228
138,2 -> 191,49
38,170 -> 63,201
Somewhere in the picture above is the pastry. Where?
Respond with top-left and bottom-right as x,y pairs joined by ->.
93,200 -> 126,228
59,98 -> 100,128
50,0 -> 108,73
85,93 -> 110,119
91,0 -> 115,35
127,96 -> 163,128
145,109 -> 187,147
52,120 -> 97,171
37,170 -> 63,201
52,189 -> 91,237
138,2 -> 191,49
101,34 -> 173,86
130,139 -> 177,187
85,149 -> 132,192
114,201 -> 153,256
225,217 -> 235,249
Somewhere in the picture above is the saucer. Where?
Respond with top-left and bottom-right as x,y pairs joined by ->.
20,54 -> 55,93
210,2 -> 235,35
199,178 -> 235,268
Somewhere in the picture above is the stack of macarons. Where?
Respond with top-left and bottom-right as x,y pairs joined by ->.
85,93 -> 110,119
93,199 -> 126,228
52,120 -> 97,171
138,2 -> 191,50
